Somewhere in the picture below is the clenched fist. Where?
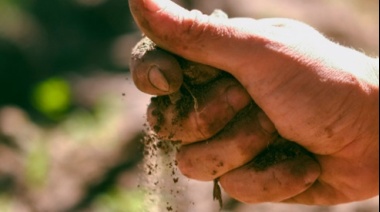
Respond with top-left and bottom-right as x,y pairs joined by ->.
129,0 -> 379,205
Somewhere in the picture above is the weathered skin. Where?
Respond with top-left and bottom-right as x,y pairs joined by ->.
130,9 -> 321,209
129,0 -> 378,206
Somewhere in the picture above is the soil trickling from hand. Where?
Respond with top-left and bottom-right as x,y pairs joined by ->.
131,9 -> 314,211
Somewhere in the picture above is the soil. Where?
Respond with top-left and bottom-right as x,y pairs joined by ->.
150,84 -> 197,133
249,137 -> 313,171
149,83 -> 314,210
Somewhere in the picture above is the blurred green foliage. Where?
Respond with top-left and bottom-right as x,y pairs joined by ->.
0,194 -> 11,212
0,0 -> 134,119
31,77 -> 71,119
25,140 -> 49,187
94,187 -> 144,212
0,0 -> 146,210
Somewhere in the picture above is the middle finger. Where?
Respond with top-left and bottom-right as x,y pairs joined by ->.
176,104 -> 277,181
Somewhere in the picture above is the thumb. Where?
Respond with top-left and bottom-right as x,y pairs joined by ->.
128,0 -> 341,148
128,0 -> 262,78
128,0 -> 310,94
127,0 -> 302,116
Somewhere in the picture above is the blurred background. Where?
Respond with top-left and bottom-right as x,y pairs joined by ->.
0,0 -> 378,211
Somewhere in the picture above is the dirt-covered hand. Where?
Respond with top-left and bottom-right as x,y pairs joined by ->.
128,0 -> 379,205
131,44 -> 321,204
130,9 -> 321,205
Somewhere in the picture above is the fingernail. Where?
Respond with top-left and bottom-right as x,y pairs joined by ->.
148,65 -> 170,92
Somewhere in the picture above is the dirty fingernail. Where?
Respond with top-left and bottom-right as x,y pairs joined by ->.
148,65 -> 170,92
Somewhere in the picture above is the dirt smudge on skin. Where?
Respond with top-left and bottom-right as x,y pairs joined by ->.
249,137 -> 314,171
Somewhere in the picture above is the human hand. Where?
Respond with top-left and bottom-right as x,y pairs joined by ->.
131,34 -> 321,207
128,0 -> 379,205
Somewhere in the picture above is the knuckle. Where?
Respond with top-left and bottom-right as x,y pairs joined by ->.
194,113 -> 217,140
